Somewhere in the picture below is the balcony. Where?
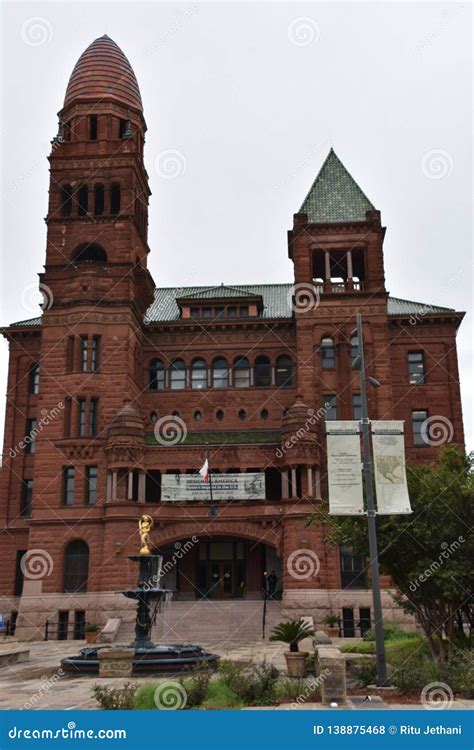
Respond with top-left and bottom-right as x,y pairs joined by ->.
314,280 -> 364,294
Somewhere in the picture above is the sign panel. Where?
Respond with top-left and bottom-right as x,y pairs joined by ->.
326,421 -> 364,515
372,420 -> 412,514
161,472 -> 265,502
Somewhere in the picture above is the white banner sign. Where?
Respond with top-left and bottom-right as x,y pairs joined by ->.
372,421 -> 412,515
326,421 -> 364,515
161,472 -> 265,502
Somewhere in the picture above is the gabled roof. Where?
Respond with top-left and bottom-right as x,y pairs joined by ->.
387,297 -> 454,316
300,148 -> 375,223
144,284 -> 294,323
176,284 -> 261,301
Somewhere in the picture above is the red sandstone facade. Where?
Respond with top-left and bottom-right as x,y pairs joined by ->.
0,36 -> 465,640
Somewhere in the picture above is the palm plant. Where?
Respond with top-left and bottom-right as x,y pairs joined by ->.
270,619 -> 315,652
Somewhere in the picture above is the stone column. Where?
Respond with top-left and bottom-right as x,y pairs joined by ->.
317,647 -> 347,705
314,469 -> 322,500
138,471 -> 146,504
290,468 -> 297,498
127,470 -> 134,501
281,470 -> 289,499
307,466 -> 313,497
112,471 -> 118,501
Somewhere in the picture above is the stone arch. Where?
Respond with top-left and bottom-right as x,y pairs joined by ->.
154,520 -> 283,557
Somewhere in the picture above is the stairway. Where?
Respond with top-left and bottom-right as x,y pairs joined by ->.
117,599 -> 284,647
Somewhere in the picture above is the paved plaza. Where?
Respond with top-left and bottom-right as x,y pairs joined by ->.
0,641 -> 473,711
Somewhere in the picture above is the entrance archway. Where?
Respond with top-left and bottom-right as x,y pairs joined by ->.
159,537 -> 282,601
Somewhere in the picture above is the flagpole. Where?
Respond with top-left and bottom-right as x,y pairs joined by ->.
206,446 -> 218,518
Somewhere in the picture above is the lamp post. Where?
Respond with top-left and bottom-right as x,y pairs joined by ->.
352,313 -> 389,686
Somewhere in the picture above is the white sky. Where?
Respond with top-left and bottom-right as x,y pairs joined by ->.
0,1 -> 472,451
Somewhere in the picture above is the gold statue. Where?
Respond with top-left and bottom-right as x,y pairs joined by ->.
138,514 -> 154,555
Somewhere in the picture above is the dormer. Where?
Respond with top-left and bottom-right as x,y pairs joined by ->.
176,285 -> 264,321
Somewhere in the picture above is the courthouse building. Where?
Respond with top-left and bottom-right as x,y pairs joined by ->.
0,36 -> 465,641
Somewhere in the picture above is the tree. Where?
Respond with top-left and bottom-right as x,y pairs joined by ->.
330,447 -> 473,663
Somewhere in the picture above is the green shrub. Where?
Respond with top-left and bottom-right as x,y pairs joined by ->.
386,636 -> 427,666
93,682 -> 137,710
354,661 -> 378,687
390,657 -> 437,693
275,677 -> 321,703
440,648 -> 474,698
340,641 -> 376,655
202,679 -> 242,709
133,683 -> 158,710
363,625 -> 418,642
180,671 -> 211,708
219,660 -> 280,705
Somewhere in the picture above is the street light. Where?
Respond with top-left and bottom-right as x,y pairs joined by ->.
352,313 -> 389,686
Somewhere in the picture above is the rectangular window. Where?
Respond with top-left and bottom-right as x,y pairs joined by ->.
80,336 -> 88,372
202,307 -> 212,318
352,393 -> 362,420
412,409 -> 428,446
91,336 -> 100,372
85,466 -> 98,505
90,398 -> 98,437
190,307 -> 200,319
62,466 -> 75,506
324,394 -> 337,421
340,546 -> 367,589
89,115 -> 98,140
239,306 -> 249,317
78,398 -> 86,437
66,336 -> 75,372
25,418 -> 37,454
21,479 -> 33,517
63,398 -> 72,438
408,351 -> 425,385
14,551 -> 27,596
227,306 -> 237,317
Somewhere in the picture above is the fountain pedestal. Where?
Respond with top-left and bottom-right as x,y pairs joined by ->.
61,551 -> 219,676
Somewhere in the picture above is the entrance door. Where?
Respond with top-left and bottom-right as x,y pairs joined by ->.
208,561 -> 233,598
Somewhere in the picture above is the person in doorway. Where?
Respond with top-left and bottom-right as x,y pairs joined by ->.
267,570 -> 278,598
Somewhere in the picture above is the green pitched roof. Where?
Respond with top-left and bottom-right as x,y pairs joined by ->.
3,290 -> 457,329
300,148 -> 375,223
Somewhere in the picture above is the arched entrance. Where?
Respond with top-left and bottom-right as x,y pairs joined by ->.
159,537 -> 282,601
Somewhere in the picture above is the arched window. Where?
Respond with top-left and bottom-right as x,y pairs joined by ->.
148,359 -> 165,391
191,359 -> 208,390
63,540 -> 89,593
28,363 -> 40,395
350,333 -> 359,363
254,355 -> 271,388
212,358 -> 229,389
72,243 -> 107,263
60,184 -> 72,217
77,185 -> 88,217
170,359 -> 186,390
321,337 -> 336,369
233,357 -> 250,388
110,183 -> 121,215
94,184 -> 104,215
275,355 -> 293,387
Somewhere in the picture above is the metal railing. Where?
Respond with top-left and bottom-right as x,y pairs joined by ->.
44,619 -> 90,641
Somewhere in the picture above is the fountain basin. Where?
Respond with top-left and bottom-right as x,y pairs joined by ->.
61,644 -> 219,676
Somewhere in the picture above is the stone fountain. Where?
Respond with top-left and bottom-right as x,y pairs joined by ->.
61,515 -> 219,675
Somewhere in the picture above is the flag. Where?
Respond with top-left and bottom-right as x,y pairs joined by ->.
199,458 -> 209,481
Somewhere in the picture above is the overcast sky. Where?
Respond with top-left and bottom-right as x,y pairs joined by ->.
0,1 -> 472,451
